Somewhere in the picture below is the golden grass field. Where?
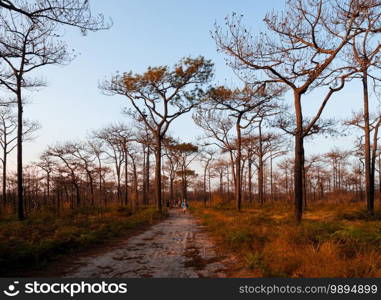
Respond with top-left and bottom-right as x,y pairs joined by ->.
192,200 -> 381,277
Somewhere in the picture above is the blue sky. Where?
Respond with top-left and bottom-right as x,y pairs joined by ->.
19,0 -> 370,166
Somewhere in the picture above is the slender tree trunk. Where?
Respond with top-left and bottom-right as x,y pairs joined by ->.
181,167 -> 188,202
2,147 -> 7,210
124,147 -> 128,206
235,118 -> 242,211
208,169 -> 211,205
270,154 -> 274,202
379,152 -> 381,201
89,174 -> 94,206
143,146 -> 150,205
74,182 -> 80,207
169,177 -> 174,206
285,169 -> 289,202
220,172 -> 224,196
248,160 -> 253,203
142,145 -> 147,205
303,167 -> 307,208
363,72 -> 374,215
203,165 -> 208,208
371,120 -> 380,206
132,163 -> 138,209
97,157 -> 102,205
155,134 -> 162,211
294,92 -> 304,223
226,166 -> 230,202
17,85 -> 24,220
116,165 -> 121,205
47,173 -> 50,206
146,147 -> 150,203
258,121 -> 265,205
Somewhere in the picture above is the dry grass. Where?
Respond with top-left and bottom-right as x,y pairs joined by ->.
0,205 -> 167,275
192,201 -> 381,277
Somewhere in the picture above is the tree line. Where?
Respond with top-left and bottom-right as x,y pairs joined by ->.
0,0 -> 381,223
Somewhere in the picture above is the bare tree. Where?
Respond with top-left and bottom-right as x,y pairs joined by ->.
0,107 -> 39,209
35,152 -> 55,208
203,84 -> 282,210
101,57 -> 213,211
46,143 -> 82,207
163,137 -> 181,206
173,142 -> 199,203
135,123 -> 154,205
68,142 -> 97,206
346,10 -> 381,213
93,124 -> 132,205
213,1 -> 372,221
0,11 -> 69,219
88,139 -> 105,204
345,111 -> 381,212
199,147 -> 215,207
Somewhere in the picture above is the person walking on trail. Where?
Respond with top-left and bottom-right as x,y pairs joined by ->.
181,199 -> 188,213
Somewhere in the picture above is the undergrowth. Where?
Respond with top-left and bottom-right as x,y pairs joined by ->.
192,202 -> 381,277
0,205 -> 166,275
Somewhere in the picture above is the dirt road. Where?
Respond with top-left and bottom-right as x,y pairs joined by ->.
63,209 -> 227,278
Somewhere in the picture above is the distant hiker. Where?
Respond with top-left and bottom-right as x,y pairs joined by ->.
181,199 -> 188,213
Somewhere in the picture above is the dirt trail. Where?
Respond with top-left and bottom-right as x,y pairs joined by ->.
64,209 -> 227,278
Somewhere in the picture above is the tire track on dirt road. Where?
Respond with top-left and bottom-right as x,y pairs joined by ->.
64,209 -> 228,278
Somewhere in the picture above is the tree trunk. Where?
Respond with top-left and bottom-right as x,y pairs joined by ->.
2,146 -> 7,210
219,172 -> 223,194
47,173 -> 50,206
235,118 -> 242,211
294,91 -> 304,223
142,145 -> 147,205
363,72 -> 374,215
154,134 -> 162,211
371,119 -> 380,206
379,152 -> 381,201
133,163 -> 138,209
258,122 -> 264,205
203,165 -> 208,208
116,165 -> 121,204
89,174 -> 94,206
17,86 -> 24,220
270,154 -> 274,202
97,157 -> 102,206
124,147 -> 128,206
169,177 -> 174,206
248,160 -> 253,203
146,147 -> 150,204
74,182 -> 80,207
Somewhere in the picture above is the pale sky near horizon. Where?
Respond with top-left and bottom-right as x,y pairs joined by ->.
14,0 -> 371,168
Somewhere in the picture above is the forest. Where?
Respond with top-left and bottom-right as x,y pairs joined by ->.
1,0 -> 381,278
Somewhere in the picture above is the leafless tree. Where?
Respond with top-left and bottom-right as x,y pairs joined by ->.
0,10 -> 70,219
213,0 -> 374,221
93,124 -> 133,205
46,143 -> 82,207
199,147 -> 215,207
345,10 -> 381,213
0,107 -> 39,211
35,152 -> 55,208
101,57 -> 213,211
203,84 -> 282,210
